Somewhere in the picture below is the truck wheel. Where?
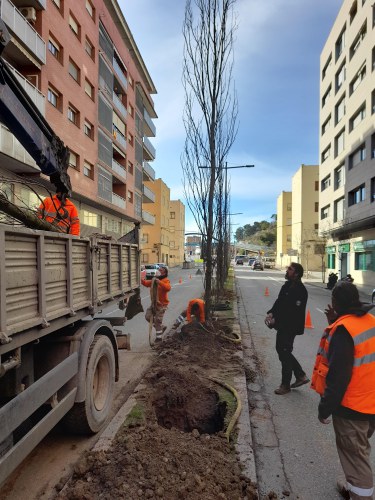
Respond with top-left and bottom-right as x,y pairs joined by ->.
64,335 -> 115,434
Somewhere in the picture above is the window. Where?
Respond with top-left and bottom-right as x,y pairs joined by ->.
321,205 -> 330,219
48,37 -> 61,62
52,0 -> 61,8
334,197 -> 345,222
128,161 -> 134,175
335,27 -> 346,61
355,252 -> 372,270
314,223 -> 319,230
349,103 -> 366,131
322,54 -> 332,81
128,190 -> 133,203
321,144 -> 331,163
335,61 -> 346,92
350,21 -> 366,59
86,0 -> 95,19
372,47 -> 375,72
128,103 -> 134,118
128,133 -> 134,147
315,202 -> 319,212
83,161 -> 93,179
47,87 -> 60,108
372,134 -> 375,159
141,253 -> 149,264
170,212 -> 175,219
82,210 -> 101,228
334,164 -> 345,190
69,14 -> 80,38
328,254 -> 336,269
335,95 -> 346,124
69,150 -> 79,170
372,89 -> 375,114
349,1 -> 357,23
84,79 -> 94,99
371,177 -> 375,202
85,37 -> 94,59
322,85 -> 331,108
321,175 -> 331,191
142,233 -> 149,243
84,120 -> 93,139
335,129 -> 345,157
322,115 -> 331,135
68,104 -> 79,126
286,234 -> 291,242
315,181 -> 319,191
69,59 -> 80,83
350,63 -> 366,95
349,144 -> 366,169
348,184 -> 365,205
287,203 -> 292,211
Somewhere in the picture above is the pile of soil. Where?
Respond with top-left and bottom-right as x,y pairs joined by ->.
58,322 -> 258,499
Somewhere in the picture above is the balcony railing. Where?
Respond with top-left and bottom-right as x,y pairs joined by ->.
143,136 -> 155,160
112,192 -> 126,209
113,126 -> 126,150
112,158 -> 126,179
113,93 -> 127,119
142,210 -> 155,225
143,161 -> 155,181
113,58 -> 128,91
1,0 -> 46,64
6,63 -> 45,115
0,123 -> 37,168
143,108 -> 156,137
142,184 -> 155,203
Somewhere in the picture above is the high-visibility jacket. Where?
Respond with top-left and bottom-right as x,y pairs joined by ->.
141,277 -> 171,306
311,313 -> 375,413
186,298 -> 205,323
37,195 -> 80,235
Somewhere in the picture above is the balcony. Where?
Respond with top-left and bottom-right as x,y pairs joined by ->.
113,93 -> 127,119
112,158 -> 126,179
143,136 -> 155,161
142,210 -> 155,225
1,0 -> 46,64
0,123 -> 37,171
6,63 -> 45,115
113,126 -> 126,150
142,184 -> 155,203
112,58 -> 128,91
143,161 -> 155,182
143,108 -> 156,137
112,192 -> 126,209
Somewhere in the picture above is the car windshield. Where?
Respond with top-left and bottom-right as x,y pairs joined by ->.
145,265 -> 158,269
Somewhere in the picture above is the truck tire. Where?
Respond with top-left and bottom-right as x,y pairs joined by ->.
63,335 -> 115,434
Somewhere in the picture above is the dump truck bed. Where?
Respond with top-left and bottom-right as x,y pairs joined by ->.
0,225 -> 139,346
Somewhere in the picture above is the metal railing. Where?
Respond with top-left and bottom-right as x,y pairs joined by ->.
112,192 -> 126,209
143,136 -> 155,160
143,161 -> 155,181
142,184 -> 155,203
142,210 -> 155,225
113,58 -> 128,91
112,158 -> 126,179
6,63 -> 45,115
112,93 -> 127,119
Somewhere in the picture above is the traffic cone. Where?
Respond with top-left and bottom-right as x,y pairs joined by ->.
264,287 -> 270,297
179,278 -> 182,284
305,310 -> 314,329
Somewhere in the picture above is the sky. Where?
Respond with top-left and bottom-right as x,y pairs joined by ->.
120,0 -> 343,234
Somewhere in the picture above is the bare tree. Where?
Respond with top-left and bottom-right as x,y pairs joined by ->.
181,0 -> 238,317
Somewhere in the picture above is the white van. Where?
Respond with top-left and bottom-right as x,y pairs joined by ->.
264,257 -> 275,269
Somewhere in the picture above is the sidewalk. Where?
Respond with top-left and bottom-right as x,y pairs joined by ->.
303,271 -> 374,303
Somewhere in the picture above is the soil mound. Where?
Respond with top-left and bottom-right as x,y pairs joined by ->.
58,321 -> 258,499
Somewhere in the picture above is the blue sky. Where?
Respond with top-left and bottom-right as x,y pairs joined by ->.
120,0 -> 343,233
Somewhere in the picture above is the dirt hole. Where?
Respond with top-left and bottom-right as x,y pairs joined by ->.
150,368 -> 227,435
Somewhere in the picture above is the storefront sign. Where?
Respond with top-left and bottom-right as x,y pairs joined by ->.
338,243 -> 350,253
326,246 -> 336,254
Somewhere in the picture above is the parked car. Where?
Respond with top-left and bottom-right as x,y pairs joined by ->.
372,288 -> 375,304
263,257 -> 275,269
235,257 -> 245,265
144,264 -> 159,279
248,258 -> 256,267
156,262 -> 168,270
251,259 -> 264,271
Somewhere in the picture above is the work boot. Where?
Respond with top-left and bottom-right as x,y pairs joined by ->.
155,331 -> 163,341
290,375 -> 310,388
274,385 -> 291,395
336,479 -> 350,500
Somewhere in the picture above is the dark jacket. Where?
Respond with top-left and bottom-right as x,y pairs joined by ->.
267,279 -> 307,335
318,302 -> 375,421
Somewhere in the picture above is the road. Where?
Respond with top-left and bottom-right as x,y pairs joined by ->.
1,266 -> 204,500
235,265 -> 375,499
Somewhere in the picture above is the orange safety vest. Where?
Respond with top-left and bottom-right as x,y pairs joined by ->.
37,195 -> 80,235
186,298 -> 205,323
141,278 -> 171,306
311,313 -> 375,413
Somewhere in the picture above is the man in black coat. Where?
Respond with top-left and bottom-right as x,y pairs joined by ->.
265,262 -> 309,395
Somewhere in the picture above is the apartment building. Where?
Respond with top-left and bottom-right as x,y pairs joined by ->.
169,200 -> 185,266
141,178 -> 171,265
276,165 -> 323,273
0,0 -> 156,237
319,0 -> 375,284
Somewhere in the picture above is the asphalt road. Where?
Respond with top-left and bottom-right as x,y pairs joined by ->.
1,266 -> 205,500
235,265 -> 375,499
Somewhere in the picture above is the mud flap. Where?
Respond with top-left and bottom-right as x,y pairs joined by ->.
125,288 -> 144,320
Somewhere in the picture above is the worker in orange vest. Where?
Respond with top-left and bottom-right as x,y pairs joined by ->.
173,298 -> 205,331
142,265 -> 171,341
37,192 -> 80,236
311,281 -> 375,499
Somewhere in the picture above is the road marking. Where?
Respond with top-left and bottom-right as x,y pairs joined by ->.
316,308 -> 324,314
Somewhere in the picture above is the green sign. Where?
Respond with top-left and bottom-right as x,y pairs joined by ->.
353,242 -> 365,252
338,243 -> 350,253
326,246 -> 336,254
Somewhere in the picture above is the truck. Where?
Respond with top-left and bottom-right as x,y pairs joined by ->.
0,19 -> 141,485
